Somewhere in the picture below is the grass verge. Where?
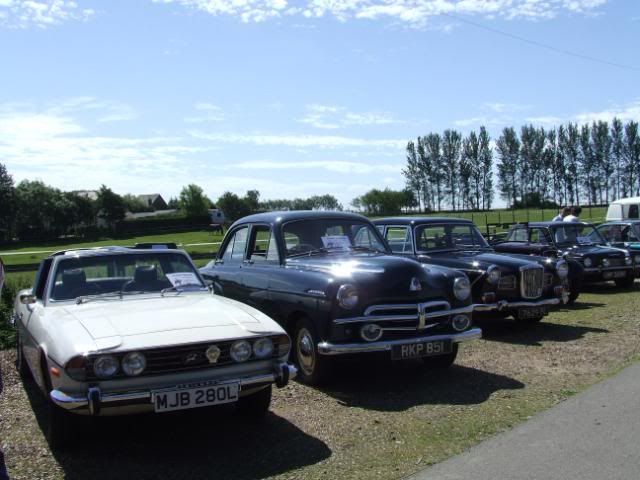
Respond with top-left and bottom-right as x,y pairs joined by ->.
1,282 -> 639,479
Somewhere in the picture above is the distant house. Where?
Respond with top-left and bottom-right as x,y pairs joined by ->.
137,194 -> 168,211
72,190 -> 99,201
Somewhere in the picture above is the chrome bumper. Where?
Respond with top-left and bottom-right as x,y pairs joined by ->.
51,363 -> 296,415
317,328 -> 482,356
583,266 -> 633,273
473,297 -> 560,313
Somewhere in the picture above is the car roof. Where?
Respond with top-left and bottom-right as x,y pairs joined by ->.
598,220 -> 640,226
48,244 -> 182,259
520,221 -> 594,227
229,210 -> 370,228
373,217 -> 474,225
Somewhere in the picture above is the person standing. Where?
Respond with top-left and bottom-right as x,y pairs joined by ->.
552,207 -> 571,222
0,257 -> 9,480
564,206 -> 582,222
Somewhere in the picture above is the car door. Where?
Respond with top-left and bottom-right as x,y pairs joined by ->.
202,226 -> 249,300
240,224 -> 279,314
380,225 -> 414,256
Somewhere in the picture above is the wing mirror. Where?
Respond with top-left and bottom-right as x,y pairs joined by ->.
20,294 -> 36,305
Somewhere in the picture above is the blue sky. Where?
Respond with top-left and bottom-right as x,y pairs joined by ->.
0,0 -> 638,208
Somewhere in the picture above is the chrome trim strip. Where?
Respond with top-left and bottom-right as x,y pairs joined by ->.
519,265 -> 544,299
583,266 -> 634,272
317,328 -> 482,355
50,363 -> 297,413
473,297 -> 560,312
333,304 -> 474,325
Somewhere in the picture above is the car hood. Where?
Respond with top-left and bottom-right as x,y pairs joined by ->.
55,293 -> 282,352
562,244 -> 628,258
416,250 -> 541,273
286,253 -> 468,306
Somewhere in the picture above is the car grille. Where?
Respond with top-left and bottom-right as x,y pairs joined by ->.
544,273 -> 554,287
498,275 -> 517,290
606,258 -> 625,267
85,336 -> 286,381
345,301 -> 454,331
520,267 -> 544,299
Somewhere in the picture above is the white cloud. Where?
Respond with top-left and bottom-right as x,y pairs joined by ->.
299,103 -> 401,129
233,159 -> 401,173
154,0 -> 609,26
573,99 -> 640,124
525,115 -> 565,126
190,130 -> 407,149
184,102 -> 225,123
0,0 -> 95,28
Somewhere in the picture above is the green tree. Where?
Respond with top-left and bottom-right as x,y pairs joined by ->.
178,184 -> 209,217
611,118 -> 625,199
216,191 -> 251,222
122,194 -> 153,213
0,162 -> 15,239
96,185 -> 126,227
624,121 -> 640,196
462,130 -> 480,209
496,127 -> 520,207
424,133 -> 443,211
478,127 -> 493,210
441,129 -> 462,210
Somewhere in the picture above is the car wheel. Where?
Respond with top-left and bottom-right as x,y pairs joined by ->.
236,385 -> 272,419
421,344 -> 459,369
293,318 -> 331,386
614,276 -> 635,288
41,362 -> 79,449
15,331 -> 31,379
564,277 -> 581,305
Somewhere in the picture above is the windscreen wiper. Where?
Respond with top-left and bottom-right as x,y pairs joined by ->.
160,284 -> 207,296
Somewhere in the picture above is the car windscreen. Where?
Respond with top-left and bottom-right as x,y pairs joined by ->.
49,252 -> 204,301
415,224 -> 489,252
282,219 -> 387,257
551,224 -> 604,245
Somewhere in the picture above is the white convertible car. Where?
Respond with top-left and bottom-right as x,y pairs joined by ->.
12,244 -> 295,447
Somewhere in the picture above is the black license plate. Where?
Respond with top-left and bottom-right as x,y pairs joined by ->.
392,340 -> 452,360
517,307 -> 547,320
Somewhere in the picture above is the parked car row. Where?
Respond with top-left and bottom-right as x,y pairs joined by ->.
9,211 -> 638,447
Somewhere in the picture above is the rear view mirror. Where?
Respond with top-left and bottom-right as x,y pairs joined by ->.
20,294 -> 36,305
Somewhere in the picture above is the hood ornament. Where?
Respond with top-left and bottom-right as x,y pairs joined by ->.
409,277 -> 422,292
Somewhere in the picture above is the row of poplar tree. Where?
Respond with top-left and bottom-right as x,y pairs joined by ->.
403,118 -> 640,211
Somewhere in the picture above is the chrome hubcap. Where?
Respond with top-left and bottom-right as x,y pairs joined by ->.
297,328 -> 315,376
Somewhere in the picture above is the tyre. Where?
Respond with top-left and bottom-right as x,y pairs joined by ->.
41,361 -> 79,449
293,317 -> 332,386
236,385 -> 272,419
421,344 -> 459,369
614,276 -> 635,288
564,277 -> 581,305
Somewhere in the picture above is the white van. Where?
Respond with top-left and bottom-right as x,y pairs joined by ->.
606,197 -> 640,221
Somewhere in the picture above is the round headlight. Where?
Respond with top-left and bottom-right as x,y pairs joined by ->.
122,352 -> 146,376
360,323 -> 383,342
230,340 -> 252,362
253,338 -> 274,358
337,284 -> 359,309
486,265 -> 501,285
602,258 -> 610,267
556,260 -> 569,279
635,254 -> 640,264
453,276 -> 471,301
452,314 -> 471,332
583,257 -> 592,267
93,355 -> 119,379
624,256 -> 632,265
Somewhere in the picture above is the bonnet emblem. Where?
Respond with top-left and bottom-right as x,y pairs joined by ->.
409,277 -> 422,292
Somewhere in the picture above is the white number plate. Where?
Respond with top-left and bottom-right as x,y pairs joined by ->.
153,382 -> 239,413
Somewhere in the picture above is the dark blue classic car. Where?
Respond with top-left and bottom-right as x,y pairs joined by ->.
595,220 -> 640,277
493,222 -> 635,288
373,217 -> 570,322
200,211 -> 481,385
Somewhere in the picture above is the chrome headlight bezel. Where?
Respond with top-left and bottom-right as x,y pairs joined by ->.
453,276 -> 471,301
486,265 -> 501,285
93,355 -> 119,379
602,258 -> 610,267
624,256 -> 632,265
556,260 -> 569,279
230,340 -> 252,362
583,257 -> 592,268
121,352 -> 146,377
337,283 -> 359,309
451,314 -> 471,332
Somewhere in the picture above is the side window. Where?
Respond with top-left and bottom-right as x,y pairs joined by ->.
597,225 -> 613,241
220,227 -> 249,263
248,226 -> 279,264
417,226 -> 448,250
628,205 -> 639,219
384,227 -> 412,253
34,258 -> 53,299
530,228 -> 550,245
508,228 -> 528,242
624,225 -> 639,241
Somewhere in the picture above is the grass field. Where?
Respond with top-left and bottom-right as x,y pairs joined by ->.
0,207 -> 608,269
1,283 -> 639,480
